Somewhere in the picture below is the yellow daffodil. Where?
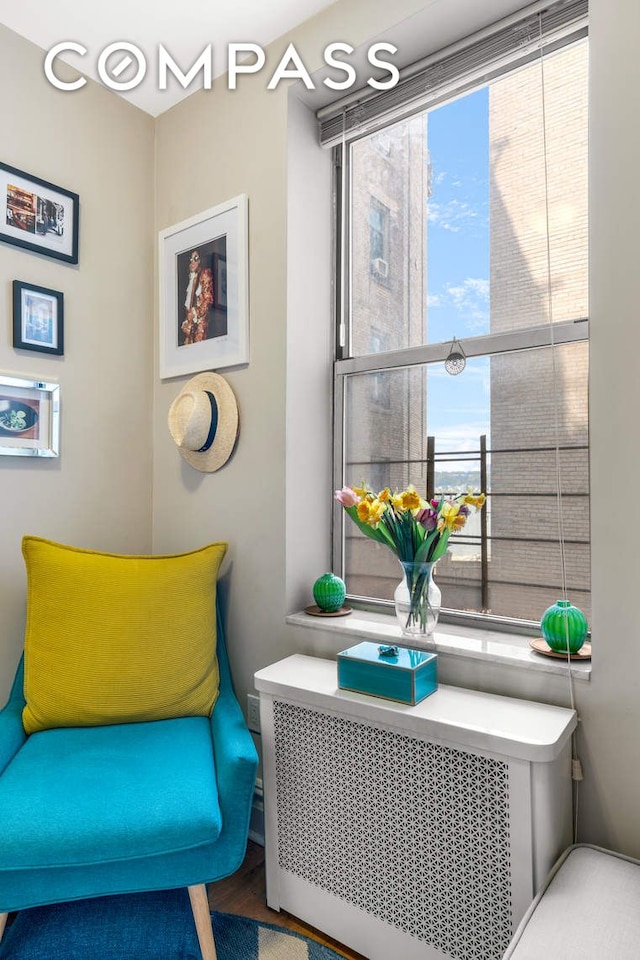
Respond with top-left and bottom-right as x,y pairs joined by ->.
464,492 -> 486,510
377,487 -> 392,502
357,498 -> 386,527
400,486 -> 423,511
438,500 -> 464,532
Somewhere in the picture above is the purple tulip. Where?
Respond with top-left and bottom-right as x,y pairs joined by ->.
416,507 -> 437,531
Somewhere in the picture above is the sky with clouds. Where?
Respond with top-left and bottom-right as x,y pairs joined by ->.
426,86 -> 490,344
426,87 -> 491,462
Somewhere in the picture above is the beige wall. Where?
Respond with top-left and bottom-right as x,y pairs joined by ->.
584,0 -> 640,856
153,76 -> 290,706
2,0 -> 640,864
152,0 -> 434,735
153,0 -> 638,859
0,26 -> 155,698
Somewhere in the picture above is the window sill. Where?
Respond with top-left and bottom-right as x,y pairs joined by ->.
286,608 -> 591,682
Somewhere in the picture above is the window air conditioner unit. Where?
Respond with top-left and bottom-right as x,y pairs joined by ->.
372,257 -> 388,278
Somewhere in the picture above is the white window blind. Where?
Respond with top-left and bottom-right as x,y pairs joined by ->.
317,0 -> 588,147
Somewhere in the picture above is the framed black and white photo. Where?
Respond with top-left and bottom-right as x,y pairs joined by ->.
0,374 -> 60,458
13,281 -> 64,355
0,162 -> 79,264
159,195 -> 248,379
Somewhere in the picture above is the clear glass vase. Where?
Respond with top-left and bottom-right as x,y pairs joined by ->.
394,560 -> 441,639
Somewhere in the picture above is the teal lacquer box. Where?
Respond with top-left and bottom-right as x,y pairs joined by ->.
337,641 -> 438,705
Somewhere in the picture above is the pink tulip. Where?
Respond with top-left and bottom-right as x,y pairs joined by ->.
335,486 -> 360,507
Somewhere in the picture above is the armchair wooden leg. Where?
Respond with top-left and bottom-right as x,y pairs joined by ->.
0,912 -> 8,944
188,884 -> 217,960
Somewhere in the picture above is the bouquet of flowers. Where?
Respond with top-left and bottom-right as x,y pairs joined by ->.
335,482 -> 486,635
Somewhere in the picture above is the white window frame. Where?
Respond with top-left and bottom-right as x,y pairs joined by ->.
330,4 -> 590,632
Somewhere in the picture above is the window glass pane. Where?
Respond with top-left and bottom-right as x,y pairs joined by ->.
489,41 -> 589,332
342,341 -> 590,621
348,40 -> 588,357
426,87 -> 490,343
349,114 -> 427,355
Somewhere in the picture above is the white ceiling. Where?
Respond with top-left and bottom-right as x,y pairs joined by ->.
0,0 -> 540,117
0,0 -> 340,116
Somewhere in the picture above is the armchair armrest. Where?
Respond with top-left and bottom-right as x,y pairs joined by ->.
0,657 -> 27,776
209,683 -> 259,880
204,602 -> 258,880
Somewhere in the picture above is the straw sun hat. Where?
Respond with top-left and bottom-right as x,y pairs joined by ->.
168,372 -> 239,472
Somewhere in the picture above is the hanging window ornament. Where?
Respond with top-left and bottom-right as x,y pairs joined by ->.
444,337 -> 466,376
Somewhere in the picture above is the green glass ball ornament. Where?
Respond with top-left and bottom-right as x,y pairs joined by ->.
541,599 -> 588,654
313,572 -> 346,613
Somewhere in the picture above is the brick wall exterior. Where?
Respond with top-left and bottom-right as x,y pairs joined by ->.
488,42 -> 590,620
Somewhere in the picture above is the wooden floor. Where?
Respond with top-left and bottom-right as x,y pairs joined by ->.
207,840 -> 367,960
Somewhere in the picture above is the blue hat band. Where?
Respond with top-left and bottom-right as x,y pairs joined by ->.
197,391 -> 219,452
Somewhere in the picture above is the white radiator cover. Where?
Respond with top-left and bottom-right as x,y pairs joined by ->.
255,655 -> 577,960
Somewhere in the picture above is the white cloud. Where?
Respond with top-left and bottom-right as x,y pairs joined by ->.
426,198 -> 481,234
428,277 -> 490,333
463,277 -> 489,300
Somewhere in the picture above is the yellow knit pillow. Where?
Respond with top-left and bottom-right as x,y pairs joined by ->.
21,537 -> 227,735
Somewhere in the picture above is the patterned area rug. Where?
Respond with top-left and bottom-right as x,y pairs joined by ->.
0,889 -> 345,960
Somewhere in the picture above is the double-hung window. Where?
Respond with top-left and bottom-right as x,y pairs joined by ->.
327,0 -> 590,628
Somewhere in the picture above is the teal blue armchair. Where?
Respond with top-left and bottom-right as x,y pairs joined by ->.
0,601 -> 258,960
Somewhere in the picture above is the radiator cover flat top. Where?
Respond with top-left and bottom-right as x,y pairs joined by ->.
255,654 -> 576,762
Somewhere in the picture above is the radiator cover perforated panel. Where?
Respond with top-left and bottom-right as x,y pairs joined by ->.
273,699 -> 513,960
